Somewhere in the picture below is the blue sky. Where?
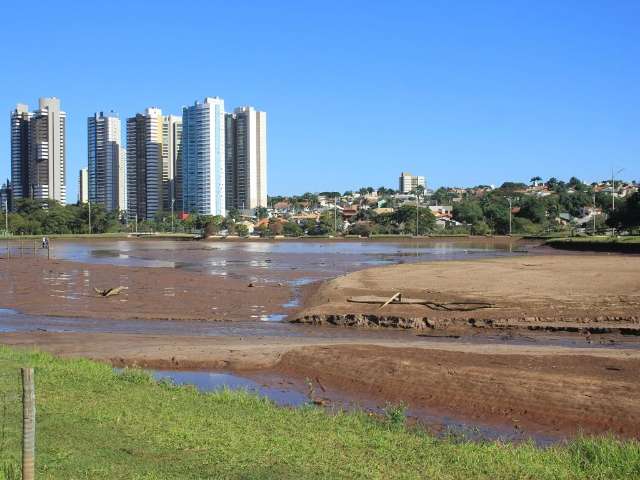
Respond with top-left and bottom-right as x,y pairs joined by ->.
1,0 -> 638,201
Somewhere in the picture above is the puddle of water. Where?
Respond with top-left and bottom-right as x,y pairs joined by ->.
151,370 -> 308,407
141,369 -> 557,445
260,314 -> 287,322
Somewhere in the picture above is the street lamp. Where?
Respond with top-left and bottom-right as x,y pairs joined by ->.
506,197 -> 513,236
415,192 -> 420,237
3,199 -> 8,236
592,193 -> 597,234
88,201 -> 92,234
612,168 -> 624,211
611,168 -> 624,236
171,198 -> 175,232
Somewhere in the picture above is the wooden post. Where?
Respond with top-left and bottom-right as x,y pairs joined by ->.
47,240 -> 50,260
6,238 -> 9,259
21,368 -> 35,480
33,240 -> 36,257
20,238 -> 24,256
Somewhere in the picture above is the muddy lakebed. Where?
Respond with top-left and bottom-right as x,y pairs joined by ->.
2,237 -> 639,443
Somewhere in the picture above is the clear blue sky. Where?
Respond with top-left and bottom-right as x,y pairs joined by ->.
1,0 -> 638,202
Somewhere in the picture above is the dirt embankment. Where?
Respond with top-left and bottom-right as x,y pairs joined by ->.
3,329 -> 639,438
293,255 -> 640,333
275,344 -> 640,438
0,257 -> 296,321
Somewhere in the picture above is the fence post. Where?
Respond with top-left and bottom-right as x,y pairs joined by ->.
6,238 -> 9,259
33,240 -> 36,257
22,367 -> 35,480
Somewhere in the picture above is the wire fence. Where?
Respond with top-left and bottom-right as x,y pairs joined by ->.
0,239 -> 51,260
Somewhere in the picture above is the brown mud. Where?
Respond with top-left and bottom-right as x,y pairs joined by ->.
2,246 -> 640,440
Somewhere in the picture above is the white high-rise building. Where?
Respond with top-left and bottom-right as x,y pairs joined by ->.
88,112 -> 125,212
119,147 -> 127,213
78,168 -> 89,204
399,172 -> 426,194
126,107 -> 163,221
181,97 -> 225,216
162,115 -> 182,212
225,106 -> 267,211
11,98 -> 66,204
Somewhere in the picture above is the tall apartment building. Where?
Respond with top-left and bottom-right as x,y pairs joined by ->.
162,115 -> 182,212
399,172 -> 425,194
88,112 -> 125,212
10,104 -> 31,203
78,168 -> 89,204
225,106 -> 267,211
119,147 -> 127,213
10,98 -> 66,205
181,97 -> 226,216
126,108 -> 163,221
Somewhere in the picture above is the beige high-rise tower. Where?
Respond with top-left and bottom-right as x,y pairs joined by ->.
225,106 -> 267,212
11,98 -> 67,204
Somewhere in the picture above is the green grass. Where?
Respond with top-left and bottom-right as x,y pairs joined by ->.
0,347 -> 639,479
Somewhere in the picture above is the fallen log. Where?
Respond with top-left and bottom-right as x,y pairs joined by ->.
94,286 -> 127,297
379,292 -> 401,310
347,295 -> 495,311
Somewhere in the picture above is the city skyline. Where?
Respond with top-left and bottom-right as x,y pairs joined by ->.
1,1 -> 639,201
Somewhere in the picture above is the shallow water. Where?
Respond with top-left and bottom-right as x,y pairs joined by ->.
48,239 -> 527,284
142,368 -> 560,445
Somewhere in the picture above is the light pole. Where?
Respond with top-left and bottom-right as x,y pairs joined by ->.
612,168 -> 624,211
416,192 -> 420,237
135,213 -> 138,234
611,168 -> 624,236
3,199 -> 8,236
506,197 -> 513,236
333,196 -> 337,233
592,193 -> 597,234
171,198 -> 175,232
88,201 -> 92,234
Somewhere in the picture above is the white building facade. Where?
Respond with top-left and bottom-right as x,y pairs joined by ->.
162,115 -> 182,212
88,112 -> 125,212
399,172 -> 425,194
181,97 -> 226,216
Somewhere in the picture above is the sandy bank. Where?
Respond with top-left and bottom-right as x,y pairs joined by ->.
293,254 -> 640,331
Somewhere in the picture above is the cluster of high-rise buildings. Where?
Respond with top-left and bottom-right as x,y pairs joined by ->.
8,96 -> 267,219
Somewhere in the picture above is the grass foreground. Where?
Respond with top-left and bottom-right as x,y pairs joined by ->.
0,347 -> 639,479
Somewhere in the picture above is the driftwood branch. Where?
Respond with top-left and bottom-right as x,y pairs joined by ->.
348,295 -> 495,312
379,292 -> 402,310
94,286 -> 127,297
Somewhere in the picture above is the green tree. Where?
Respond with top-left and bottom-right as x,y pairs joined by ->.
255,207 -> 268,219
283,222 -> 303,237
607,192 -> 640,231
236,224 -> 249,237
517,196 -> 546,224
452,200 -> 483,224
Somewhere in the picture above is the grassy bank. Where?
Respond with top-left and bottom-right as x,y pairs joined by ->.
546,236 -> 640,253
1,347 -> 639,479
